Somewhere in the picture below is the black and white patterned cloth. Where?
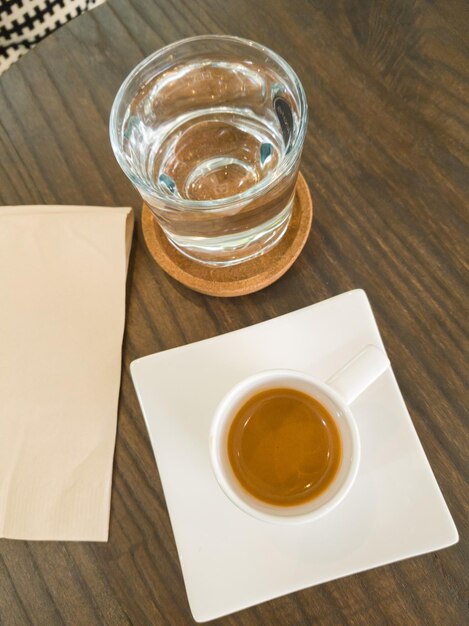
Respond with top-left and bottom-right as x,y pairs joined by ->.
0,0 -> 104,74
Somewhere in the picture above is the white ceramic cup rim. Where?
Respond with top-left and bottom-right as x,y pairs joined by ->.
209,345 -> 389,524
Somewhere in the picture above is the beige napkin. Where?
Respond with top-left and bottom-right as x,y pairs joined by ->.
0,205 -> 133,541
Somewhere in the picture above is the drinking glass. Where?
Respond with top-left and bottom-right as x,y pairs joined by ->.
110,35 -> 307,266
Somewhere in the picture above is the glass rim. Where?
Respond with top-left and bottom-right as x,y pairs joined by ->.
109,35 -> 308,211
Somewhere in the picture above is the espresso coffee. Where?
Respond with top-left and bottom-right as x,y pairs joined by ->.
227,388 -> 342,506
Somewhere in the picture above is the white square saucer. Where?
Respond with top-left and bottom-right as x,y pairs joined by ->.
130,290 -> 458,622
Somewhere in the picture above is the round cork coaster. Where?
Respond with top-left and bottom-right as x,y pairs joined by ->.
142,173 -> 313,297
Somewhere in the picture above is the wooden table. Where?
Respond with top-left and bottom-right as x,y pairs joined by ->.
0,1 -> 467,624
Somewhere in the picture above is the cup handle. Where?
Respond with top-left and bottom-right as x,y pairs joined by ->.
326,345 -> 390,405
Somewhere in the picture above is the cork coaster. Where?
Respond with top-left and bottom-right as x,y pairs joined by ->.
142,173 -> 313,297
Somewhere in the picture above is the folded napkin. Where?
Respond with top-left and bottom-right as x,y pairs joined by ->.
0,205 -> 133,541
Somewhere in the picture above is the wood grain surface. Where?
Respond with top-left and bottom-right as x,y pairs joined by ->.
0,0 -> 468,624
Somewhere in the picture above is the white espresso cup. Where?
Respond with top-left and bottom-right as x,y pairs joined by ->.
210,345 -> 389,524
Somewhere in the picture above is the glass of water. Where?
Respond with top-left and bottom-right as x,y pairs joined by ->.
110,36 -> 307,266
